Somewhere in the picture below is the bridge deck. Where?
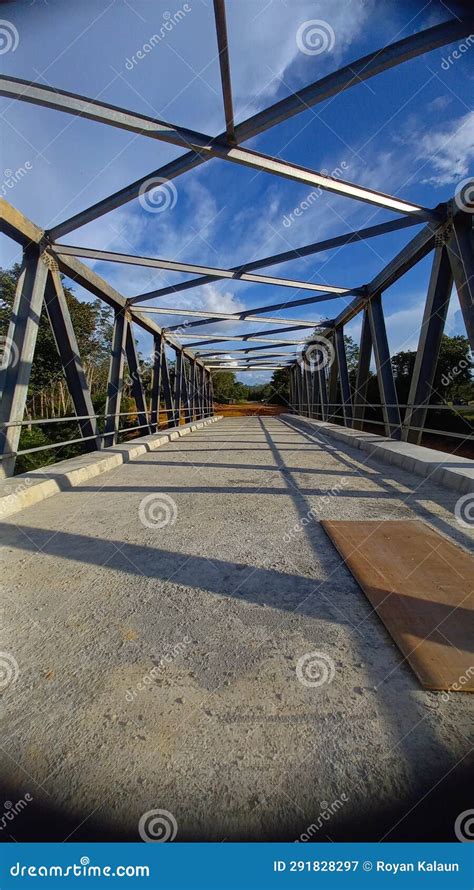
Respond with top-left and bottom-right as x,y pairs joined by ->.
1,417 -> 472,841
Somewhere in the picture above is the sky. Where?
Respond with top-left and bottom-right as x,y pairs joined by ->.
0,0 -> 473,383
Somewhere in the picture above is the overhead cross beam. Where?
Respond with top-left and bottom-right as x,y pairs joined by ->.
0,76 -> 432,223
0,16 -> 464,239
129,215 -> 423,304
140,306 -> 329,327
52,244 -> 351,297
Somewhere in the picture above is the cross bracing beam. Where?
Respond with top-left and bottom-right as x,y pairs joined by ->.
0,77 -> 432,223
130,216 -> 423,304
163,295 -> 346,332
213,0 -> 235,142
235,18 -> 473,140
208,365 -> 287,370
184,324 -> 327,347
140,307 -> 327,327
198,350 -> 295,358
52,244 -> 351,297
20,17 -> 465,239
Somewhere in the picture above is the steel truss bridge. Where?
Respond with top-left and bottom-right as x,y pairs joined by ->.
0,6 -> 473,477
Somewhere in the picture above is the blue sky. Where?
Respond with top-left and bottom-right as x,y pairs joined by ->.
1,0 -> 473,382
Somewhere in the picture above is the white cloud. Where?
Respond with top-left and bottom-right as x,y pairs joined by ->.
416,111 -> 474,186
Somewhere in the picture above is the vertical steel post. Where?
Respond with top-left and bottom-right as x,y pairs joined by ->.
125,323 -> 151,435
189,358 -> 196,421
367,293 -> 400,438
161,347 -> 174,428
44,267 -> 100,449
318,365 -> 329,421
174,348 -> 183,426
150,333 -> 163,431
104,309 -> 128,446
335,327 -> 353,426
0,247 -> 49,477
402,246 -> 452,443
353,306 -> 372,431
448,214 -> 474,350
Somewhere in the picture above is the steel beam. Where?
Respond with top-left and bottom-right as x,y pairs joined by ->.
352,306 -> 372,431
335,329 -> 353,425
139,307 -> 325,327
132,217 -> 423,304
0,247 -> 49,477
104,310 -> 128,446
174,348 -> 183,426
125,323 -> 151,435
44,267 -> 100,449
161,348 -> 175,427
213,0 -> 235,142
367,294 -> 401,437
0,74 -> 429,219
53,244 -> 349,298
150,334 -> 163,431
163,295 -> 344,332
37,18 -> 467,238
235,18 -> 473,140
448,214 -> 474,349
402,246 -> 452,443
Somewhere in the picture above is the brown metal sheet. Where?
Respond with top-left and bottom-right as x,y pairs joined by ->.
321,520 -> 474,691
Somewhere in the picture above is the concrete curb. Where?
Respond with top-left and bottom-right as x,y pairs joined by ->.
0,415 -> 223,520
281,414 -> 474,495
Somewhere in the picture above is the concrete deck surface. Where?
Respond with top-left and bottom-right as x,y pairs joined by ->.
0,416 -> 472,842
